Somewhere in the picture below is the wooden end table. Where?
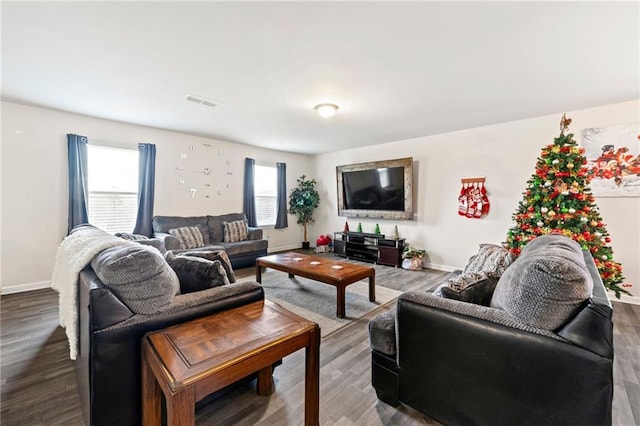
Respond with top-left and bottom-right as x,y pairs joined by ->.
256,252 -> 376,319
142,300 -> 320,426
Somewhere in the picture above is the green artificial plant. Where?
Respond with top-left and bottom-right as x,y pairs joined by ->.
288,175 -> 320,246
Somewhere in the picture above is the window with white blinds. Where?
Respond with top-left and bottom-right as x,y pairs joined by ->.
87,145 -> 138,234
254,164 -> 277,227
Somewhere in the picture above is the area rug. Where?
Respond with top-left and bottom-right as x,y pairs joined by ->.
238,259 -> 449,338
335,258 -> 451,292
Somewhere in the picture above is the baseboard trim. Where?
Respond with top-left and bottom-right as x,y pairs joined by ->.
2,280 -> 51,295
268,244 -> 304,253
608,290 -> 640,305
423,262 -> 457,272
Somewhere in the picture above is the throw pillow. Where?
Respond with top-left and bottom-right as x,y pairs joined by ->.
434,271 -> 499,306
490,235 -> 593,331
91,244 -> 179,314
165,252 -> 230,294
180,250 -> 236,283
169,226 -> 205,249
463,243 -> 516,278
223,219 -> 248,243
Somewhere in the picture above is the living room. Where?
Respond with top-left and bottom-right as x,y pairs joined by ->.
2,2 -> 639,425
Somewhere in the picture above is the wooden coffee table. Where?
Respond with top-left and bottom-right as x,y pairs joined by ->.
142,300 -> 320,426
256,252 -> 376,318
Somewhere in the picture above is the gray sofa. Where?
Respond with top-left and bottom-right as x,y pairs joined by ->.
152,213 -> 268,269
68,225 -> 268,426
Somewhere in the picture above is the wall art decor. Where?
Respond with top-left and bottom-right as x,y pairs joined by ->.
582,122 -> 640,197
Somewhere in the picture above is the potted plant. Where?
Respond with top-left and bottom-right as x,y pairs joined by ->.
401,246 -> 426,270
288,175 -> 320,250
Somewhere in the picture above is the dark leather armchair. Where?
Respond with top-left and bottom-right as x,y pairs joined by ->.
369,250 -> 613,426
75,267 -> 265,426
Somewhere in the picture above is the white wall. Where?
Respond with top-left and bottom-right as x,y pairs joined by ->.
312,100 -> 640,301
1,102 -> 313,293
3,100 -> 638,302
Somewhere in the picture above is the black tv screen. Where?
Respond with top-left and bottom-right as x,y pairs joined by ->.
342,167 -> 405,211
336,157 -> 413,220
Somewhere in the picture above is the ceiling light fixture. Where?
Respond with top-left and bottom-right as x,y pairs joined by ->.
314,103 -> 338,118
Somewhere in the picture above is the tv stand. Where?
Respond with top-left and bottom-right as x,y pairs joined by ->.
333,232 -> 405,268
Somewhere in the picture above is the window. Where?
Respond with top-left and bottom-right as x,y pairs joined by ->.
254,164 -> 277,227
87,145 -> 138,233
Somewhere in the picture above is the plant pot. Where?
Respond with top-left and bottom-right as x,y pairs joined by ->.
302,241 -> 310,250
402,257 -> 423,271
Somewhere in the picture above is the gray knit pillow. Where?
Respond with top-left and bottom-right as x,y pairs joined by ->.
180,250 -> 236,283
169,226 -> 204,249
165,252 -> 230,294
490,235 -> 593,330
91,245 -> 179,314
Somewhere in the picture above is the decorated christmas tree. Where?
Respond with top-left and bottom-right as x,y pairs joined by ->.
505,114 -> 630,298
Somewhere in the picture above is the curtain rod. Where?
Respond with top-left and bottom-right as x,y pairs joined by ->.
88,138 -> 140,150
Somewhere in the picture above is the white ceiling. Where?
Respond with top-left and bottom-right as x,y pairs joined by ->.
2,2 -> 638,155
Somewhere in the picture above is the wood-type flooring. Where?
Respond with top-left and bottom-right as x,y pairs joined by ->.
1,265 -> 639,425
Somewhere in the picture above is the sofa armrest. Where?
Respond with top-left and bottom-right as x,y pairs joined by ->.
247,227 -> 263,240
86,282 -> 264,426
101,281 -> 264,331
153,232 -> 182,250
557,302 -> 613,358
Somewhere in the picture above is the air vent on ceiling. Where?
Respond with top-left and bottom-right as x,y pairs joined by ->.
185,94 -> 219,108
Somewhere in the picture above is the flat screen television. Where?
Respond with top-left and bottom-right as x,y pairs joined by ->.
336,157 -> 413,220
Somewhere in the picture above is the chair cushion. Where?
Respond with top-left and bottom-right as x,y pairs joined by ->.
434,271 -> 498,306
165,252 -> 230,294
180,250 -> 236,283
91,244 -> 179,314
223,219 -> 248,243
490,235 -> 593,331
169,226 -> 205,249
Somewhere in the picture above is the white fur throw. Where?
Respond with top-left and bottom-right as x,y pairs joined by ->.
50,226 -> 132,360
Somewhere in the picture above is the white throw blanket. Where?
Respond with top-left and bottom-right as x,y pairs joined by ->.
50,226 -> 132,360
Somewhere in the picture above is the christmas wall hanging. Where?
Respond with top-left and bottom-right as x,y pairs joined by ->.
504,114 -> 629,298
581,121 -> 640,197
458,177 -> 490,219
